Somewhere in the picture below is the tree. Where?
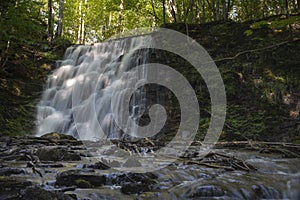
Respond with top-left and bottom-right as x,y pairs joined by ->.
48,0 -> 53,44
0,0 -> 46,70
163,0 -> 166,26
56,0 -> 64,37
151,0 -> 159,25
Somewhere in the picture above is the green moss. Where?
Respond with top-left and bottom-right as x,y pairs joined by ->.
75,179 -> 92,188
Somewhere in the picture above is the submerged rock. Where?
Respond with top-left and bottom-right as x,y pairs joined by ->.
189,185 -> 225,198
123,157 -> 142,167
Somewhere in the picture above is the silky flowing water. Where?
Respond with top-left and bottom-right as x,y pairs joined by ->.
36,35 -> 152,139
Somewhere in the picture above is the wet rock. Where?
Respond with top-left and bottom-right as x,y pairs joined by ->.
0,167 -> 26,176
123,157 -> 142,167
109,172 -> 158,186
36,163 -> 64,168
36,147 -> 81,161
92,161 -> 110,170
108,160 -> 121,167
121,183 -> 153,194
74,179 -> 93,188
106,172 -> 158,194
76,163 -> 89,169
56,169 -> 106,188
251,184 -> 281,199
85,172 -> 158,194
189,185 -> 225,198
100,158 -> 121,167
41,132 -> 77,141
21,186 -> 76,200
79,152 -> 93,157
0,177 -> 32,199
0,154 -> 27,161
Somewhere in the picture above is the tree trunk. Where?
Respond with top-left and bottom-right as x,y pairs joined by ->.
207,0 -> 218,21
202,0 -> 206,23
286,0 -> 290,19
297,0 -> 300,11
77,0 -> 83,43
184,0 -> 195,23
47,0 -> 53,44
151,0 -> 158,26
77,0 -> 86,44
118,0 -> 124,33
222,0 -> 226,20
195,0 -> 200,23
56,0 -> 64,37
227,0 -> 230,18
169,0 -> 177,22
216,0 -> 219,20
81,0 -> 87,44
162,0 -> 166,26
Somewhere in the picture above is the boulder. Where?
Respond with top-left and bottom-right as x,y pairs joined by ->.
0,167 -> 26,176
36,147 -> 81,161
41,132 -> 77,141
56,169 -> 106,188
21,186 -> 76,200
0,177 -> 32,199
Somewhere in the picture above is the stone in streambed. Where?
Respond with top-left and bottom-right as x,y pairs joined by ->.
56,169 -> 106,188
21,186 -> 76,200
123,157 -> 142,167
41,132 -> 77,141
189,185 -> 225,198
36,147 -> 81,161
121,183 -> 153,195
109,172 -> 158,194
0,167 -> 26,176
92,161 -> 110,170
0,176 -> 32,199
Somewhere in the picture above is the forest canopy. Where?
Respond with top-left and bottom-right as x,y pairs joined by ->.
1,0 -> 299,46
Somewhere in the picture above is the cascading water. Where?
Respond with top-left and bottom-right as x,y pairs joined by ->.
36,35 -> 152,140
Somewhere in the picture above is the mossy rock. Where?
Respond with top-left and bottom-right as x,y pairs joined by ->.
36,147 -> 81,161
41,132 -> 77,141
21,186 -> 76,200
74,179 -> 92,188
0,176 -> 32,199
56,170 -> 106,188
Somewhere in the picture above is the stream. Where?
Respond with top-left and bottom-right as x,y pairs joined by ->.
0,134 -> 299,199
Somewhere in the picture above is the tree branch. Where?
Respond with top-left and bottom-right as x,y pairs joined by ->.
213,38 -> 300,63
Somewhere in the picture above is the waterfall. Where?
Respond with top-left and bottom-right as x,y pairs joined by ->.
36,35 -> 152,140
